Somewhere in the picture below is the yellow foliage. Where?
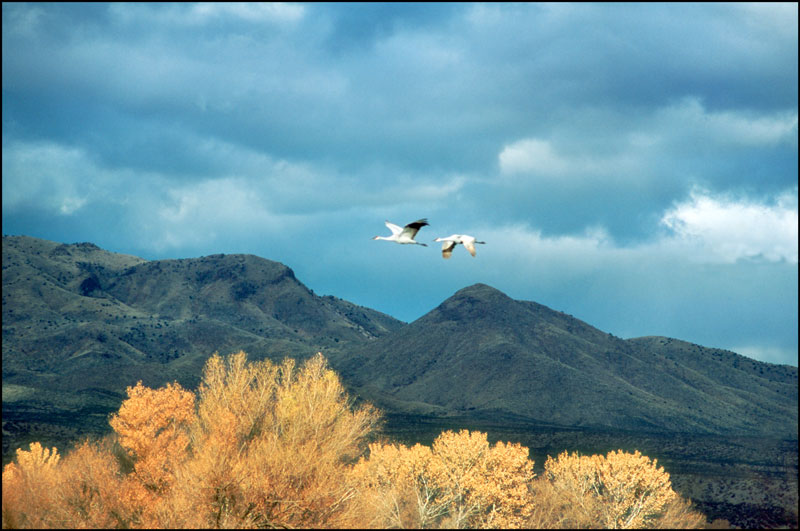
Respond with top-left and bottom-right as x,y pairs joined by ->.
543,449 -> 694,529
107,380 -> 195,526
0,350 -> 708,529
51,439 -> 131,528
351,429 -> 535,528
162,351 -> 380,528
351,441 -> 441,527
2,443 -> 61,528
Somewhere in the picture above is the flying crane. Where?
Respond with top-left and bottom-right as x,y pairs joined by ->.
372,219 -> 430,246
433,234 -> 485,258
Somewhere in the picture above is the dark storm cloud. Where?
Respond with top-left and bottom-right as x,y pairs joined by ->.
2,2 -> 797,365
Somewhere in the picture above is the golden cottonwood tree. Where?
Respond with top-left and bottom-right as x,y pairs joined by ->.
162,351 -> 380,528
2,443 -> 61,528
1,350 -> 708,529
351,440 -> 442,528
541,449 -> 701,529
351,429 -> 535,528
2,351 -> 380,529
106,380 -> 196,527
110,382 -> 195,491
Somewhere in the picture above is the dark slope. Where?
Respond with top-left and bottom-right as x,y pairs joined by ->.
335,283 -> 797,437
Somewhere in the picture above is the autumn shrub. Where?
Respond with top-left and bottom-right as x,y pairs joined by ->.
351,429 -> 535,528
2,443 -> 61,528
532,449 -> 706,529
49,438 -> 130,528
159,351 -> 380,528
1,350 -> 708,529
108,380 -> 196,527
2,351 -> 380,529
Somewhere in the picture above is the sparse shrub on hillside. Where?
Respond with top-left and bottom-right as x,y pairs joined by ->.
1,350 -> 707,529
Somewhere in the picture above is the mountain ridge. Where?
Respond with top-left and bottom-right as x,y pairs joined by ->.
3,234 -> 798,528
4,235 -> 796,442
333,282 -> 796,437
2,234 -> 404,460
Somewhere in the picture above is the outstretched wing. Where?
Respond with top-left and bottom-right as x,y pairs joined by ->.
441,240 -> 456,259
401,218 -> 429,239
384,220 -> 404,236
460,235 -> 478,256
463,240 -> 477,256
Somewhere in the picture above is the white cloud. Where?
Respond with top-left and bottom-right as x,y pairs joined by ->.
467,188 -> 798,272
498,138 -> 568,176
110,2 -> 305,27
496,135 -> 643,183
151,176 -> 287,251
735,3 -> 798,41
498,99 -> 797,181
470,223 -> 615,281
657,97 -> 798,146
660,188 -> 798,263
189,2 -> 306,24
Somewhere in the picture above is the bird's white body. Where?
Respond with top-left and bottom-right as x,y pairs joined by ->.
373,219 -> 429,246
434,234 -> 485,258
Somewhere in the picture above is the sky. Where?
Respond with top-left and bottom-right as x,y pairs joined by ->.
3,3 -> 798,367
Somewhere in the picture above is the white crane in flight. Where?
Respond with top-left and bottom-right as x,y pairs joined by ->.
372,219 -> 430,246
433,234 -> 485,259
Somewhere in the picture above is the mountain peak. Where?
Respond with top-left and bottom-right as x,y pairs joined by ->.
419,283 -> 517,324
453,283 -> 507,297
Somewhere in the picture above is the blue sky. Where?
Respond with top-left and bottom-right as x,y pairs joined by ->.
3,3 -> 798,366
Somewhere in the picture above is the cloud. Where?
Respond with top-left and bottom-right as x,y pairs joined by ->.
189,2 -> 306,24
498,138 -> 568,176
150,176 -> 286,252
463,188 -> 798,274
660,188 -> 798,263
734,3 -> 798,42
655,97 -> 798,147
109,2 -> 306,26
2,3 -> 796,365
1,137 -> 469,253
496,135 -> 647,185
1,141 -> 101,215
733,344 -> 798,366
498,98 -> 797,176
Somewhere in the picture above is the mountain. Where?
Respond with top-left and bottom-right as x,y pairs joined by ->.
3,235 -> 797,527
2,235 -> 402,459
4,234 -> 796,446
333,283 -> 797,438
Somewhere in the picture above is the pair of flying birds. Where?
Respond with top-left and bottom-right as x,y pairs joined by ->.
372,218 -> 485,259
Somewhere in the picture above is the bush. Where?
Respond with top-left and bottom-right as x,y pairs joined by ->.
1,351 -> 707,529
530,449 -> 706,529
351,429 -> 535,528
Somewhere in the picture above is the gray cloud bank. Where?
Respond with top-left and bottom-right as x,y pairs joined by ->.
3,3 -> 797,365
